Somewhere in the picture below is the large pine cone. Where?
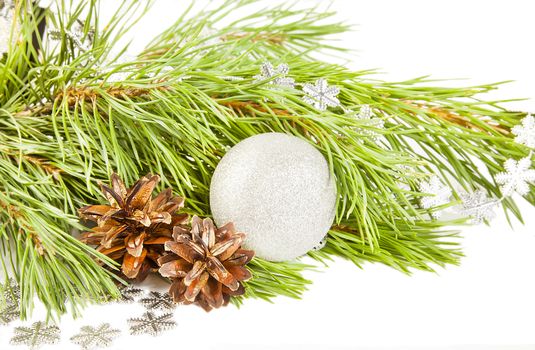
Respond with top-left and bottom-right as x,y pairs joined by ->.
158,216 -> 254,311
79,173 -> 188,281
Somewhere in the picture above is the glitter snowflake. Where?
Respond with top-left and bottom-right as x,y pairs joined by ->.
10,322 -> 60,349
118,284 -> 144,303
302,78 -> 340,111
139,291 -> 176,311
496,157 -> 535,196
70,323 -> 121,350
459,190 -> 497,224
254,62 -> 295,88
128,312 -> 176,336
418,176 -> 452,217
3,278 -> 20,303
352,104 -> 385,138
512,114 -> 535,148
0,303 -> 19,325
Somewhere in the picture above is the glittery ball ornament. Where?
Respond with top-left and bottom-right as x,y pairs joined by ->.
210,133 -> 337,261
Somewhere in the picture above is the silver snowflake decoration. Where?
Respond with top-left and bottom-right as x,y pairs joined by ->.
3,277 -> 20,303
496,157 -> 535,196
139,291 -> 176,311
351,104 -> 385,138
311,236 -> 327,251
0,303 -> 19,325
459,190 -> 497,224
10,321 -> 60,349
302,78 -> 340,111
128,312 -> 176,336
70,323 -> 121,350
118,284 -> 144,303
254,62 -> 295,88
419,176 -> 452,217
512,114 -> 535,148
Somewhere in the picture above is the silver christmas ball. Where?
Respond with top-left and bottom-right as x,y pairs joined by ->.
210,133 -> 337,261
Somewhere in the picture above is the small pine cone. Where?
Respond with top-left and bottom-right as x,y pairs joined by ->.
79,173 -> 188,281
158,216 -> 254,311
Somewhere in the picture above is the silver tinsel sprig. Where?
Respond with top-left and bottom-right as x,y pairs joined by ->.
128,312 -> 176,336
10,321 -> 61,349
70,323 -> 121,350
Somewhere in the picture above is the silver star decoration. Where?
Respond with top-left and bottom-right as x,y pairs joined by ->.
128,312 -> 176,336
311,236 -> 327,251
254,62 -> 295,88
459,190 -> 497,224
118,284 -> 144,303
70,323 -> 121,350
302,78 -> 340,111
0,303 -> 19,325
512,114 -> 535,149
496,157 -> 535,196
10,321 -> 60,349
419,176 -> 452,217
139,291 -> 176,311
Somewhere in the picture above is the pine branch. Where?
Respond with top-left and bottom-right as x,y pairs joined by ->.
1,0 -> 532,317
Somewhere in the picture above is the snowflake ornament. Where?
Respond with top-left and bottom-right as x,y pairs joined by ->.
419,176 -> 452,217
10,322 -> 60,349
302,78 -> 341,111
139,291 -> 176,311
3,277 -> 20,303
128,312 -> 176,336
70,323 -> 121,350
118,284 -> 144,303
254,62 -> 295,88
0,303 -> 19,325
512,114 -> 535,148
496,157 -> 535,196
459,190 -> 497,224
351,104 -> 386,138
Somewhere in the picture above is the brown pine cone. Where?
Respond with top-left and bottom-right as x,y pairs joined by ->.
158,215 -> 254,311
79,173 -> 188,281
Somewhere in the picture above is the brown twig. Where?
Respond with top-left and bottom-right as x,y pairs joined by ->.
14,85 -> 163,118
405,101 -> 511,135
0,199 -> 45,255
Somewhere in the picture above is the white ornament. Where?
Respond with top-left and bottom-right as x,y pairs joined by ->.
302,78 -> 340,111
512,114 -> 535,148
496,157 -> 535,196
418,176 -> 452,217
210,133 -> 337,261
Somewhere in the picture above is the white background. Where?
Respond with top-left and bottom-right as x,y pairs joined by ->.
2,1 -> 535,349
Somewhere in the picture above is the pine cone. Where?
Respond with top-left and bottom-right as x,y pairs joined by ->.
158,216 -> 254,311
79,173 -> 188,281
